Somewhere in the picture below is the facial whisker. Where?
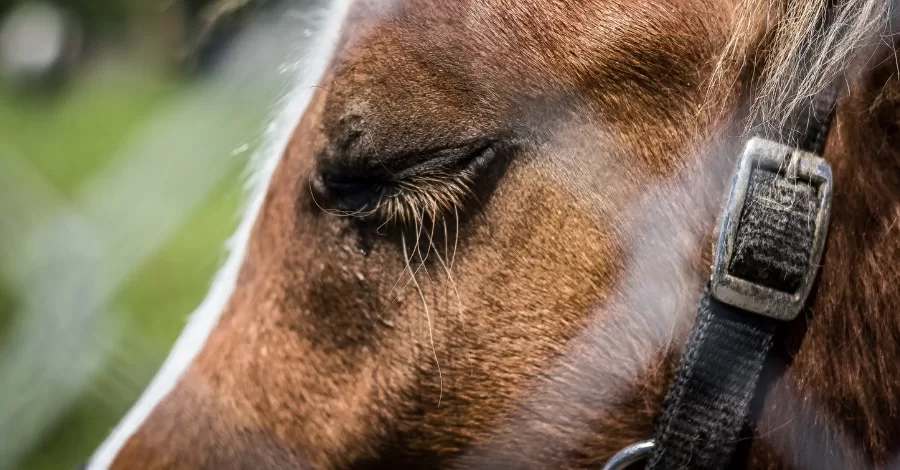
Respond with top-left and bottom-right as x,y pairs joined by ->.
404,227 -> 444,408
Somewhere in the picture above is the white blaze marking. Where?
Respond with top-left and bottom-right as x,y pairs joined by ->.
87,1 -> 351,467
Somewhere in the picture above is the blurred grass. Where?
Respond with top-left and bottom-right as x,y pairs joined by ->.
0,71 -> 178,196
18,178 -> 243,470
0,279 -> 16,338
0,66 -> 246,469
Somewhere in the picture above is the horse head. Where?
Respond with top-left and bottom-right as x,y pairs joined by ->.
90,0 -> 900,468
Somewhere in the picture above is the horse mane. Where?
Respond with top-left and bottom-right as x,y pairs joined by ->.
711,0 -> 890,130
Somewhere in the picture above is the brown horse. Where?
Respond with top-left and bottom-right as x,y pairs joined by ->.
88,0 -> 900,468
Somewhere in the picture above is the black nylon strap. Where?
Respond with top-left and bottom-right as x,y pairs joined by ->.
792,83 -> 839,155
647,288 -> 775,470
728,167 -> 821,294
645,91 -> 837,470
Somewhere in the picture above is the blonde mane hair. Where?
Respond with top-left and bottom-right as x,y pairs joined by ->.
713,0 -> 891,131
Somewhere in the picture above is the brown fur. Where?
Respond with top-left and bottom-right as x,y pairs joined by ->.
110,0 -> 900,468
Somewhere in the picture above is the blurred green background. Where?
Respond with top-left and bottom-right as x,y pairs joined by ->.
0,0 -> 306,468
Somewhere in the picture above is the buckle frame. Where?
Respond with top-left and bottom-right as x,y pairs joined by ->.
710,137 -> 833,321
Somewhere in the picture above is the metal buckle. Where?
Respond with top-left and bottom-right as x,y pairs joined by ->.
710,137 -> 833,321
602,440 -> 655,470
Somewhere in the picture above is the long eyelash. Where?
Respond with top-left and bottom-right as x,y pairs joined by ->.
373,169 -> 474,228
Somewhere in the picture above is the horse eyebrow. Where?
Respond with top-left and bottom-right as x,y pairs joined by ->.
84,2 -> 353,468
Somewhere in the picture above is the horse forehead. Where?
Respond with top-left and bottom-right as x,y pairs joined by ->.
352,0 -> 719,21
346,0 -> 727,52
332,0 -> 728,116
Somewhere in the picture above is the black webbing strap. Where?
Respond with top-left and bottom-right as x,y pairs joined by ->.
646,288 -> 776,470
645,90 -> 837,470
795,84 -> 839,155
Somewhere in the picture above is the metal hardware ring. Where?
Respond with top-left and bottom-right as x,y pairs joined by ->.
602,440 -> 656,470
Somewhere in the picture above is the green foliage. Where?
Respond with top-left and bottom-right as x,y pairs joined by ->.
18,176 -> 243,470
0,0 -> 127,31
0,72 -> 177,195
0,67 -> 246,469
61,0 -> 127,29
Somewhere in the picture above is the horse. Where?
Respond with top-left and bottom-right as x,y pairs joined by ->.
86,0 -> 900,468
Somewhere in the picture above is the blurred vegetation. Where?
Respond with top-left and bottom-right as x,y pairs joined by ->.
0,73 -> 177,194
0,0 -> 126,30
0,66 -> 246,470
0,0 -> 274,467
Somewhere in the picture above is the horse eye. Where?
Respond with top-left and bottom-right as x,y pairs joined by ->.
317,141 -> 502,227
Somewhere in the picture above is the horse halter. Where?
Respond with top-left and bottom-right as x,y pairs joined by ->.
604,86 -> 838,470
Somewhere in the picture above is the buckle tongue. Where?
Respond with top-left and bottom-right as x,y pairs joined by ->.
710,137 -> 833,321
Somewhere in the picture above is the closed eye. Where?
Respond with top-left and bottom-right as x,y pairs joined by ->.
317,140 -> 501,226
